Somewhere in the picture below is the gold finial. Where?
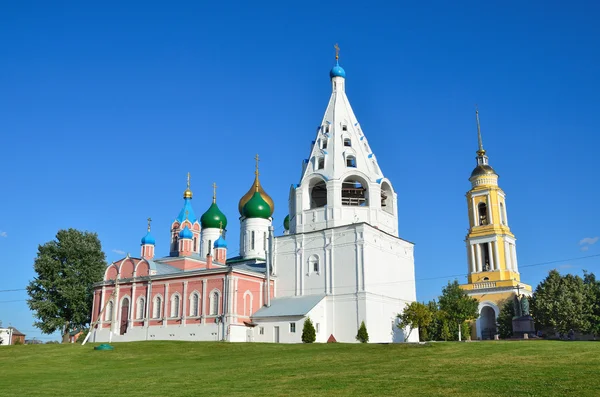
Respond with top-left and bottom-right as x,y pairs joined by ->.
254,154 -> 260,192
147,217 -> 152,232
475,105 -> 486,156
334,43 -> 340,61
183,172 -> 193,199
212,182 -> 217,203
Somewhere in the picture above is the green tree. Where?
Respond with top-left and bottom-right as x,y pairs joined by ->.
497,299 -> 515,339
583,271 -> 600,336
531,270 -> 591,335
356,321 -> 369,343
26,229 -> 107,343
438,280 -> 479,341
301,317 -> 316,343
440,320 -> 452,341
398,302 -> 433,342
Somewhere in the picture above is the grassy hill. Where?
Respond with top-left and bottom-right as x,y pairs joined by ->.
0,340 -> 598,396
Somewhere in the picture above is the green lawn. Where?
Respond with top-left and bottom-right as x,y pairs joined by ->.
0,340 -> 598,396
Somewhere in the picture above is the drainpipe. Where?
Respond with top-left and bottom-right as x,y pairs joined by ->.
266,225 -> 274,307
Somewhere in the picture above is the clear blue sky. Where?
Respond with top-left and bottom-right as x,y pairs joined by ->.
1,1 -> 599,341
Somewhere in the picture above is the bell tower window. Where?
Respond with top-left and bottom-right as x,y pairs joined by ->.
342,125 -> 348,131
481,243 -> 491,271
500,202 -> 506,225
317,157 -> 324,170
310,180 -> 327,209
342,177 -> 368,206
322,138 -> 328,149
478,202 -> 488,226
343,138 -> 351,147
346,155 -> 356,168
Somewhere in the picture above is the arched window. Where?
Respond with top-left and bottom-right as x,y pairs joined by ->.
170,294 -> 180,318
322,138 -> 328,149
342,177 -> 368,206
310,180 -> 327,209
105,300 -> 114,321
481,243 -> 491,271
500,202 -> 506,225
346,155 -> 357,168
153,296 -> 162,319
317,157 -> 324,170
243,292 -> 253,316
136,296 -> 145,319
251,231 -> 255,250
193,237 -> 197,252
190,292 -> 199,316
210,291 -> 220,315
343,138 -> 351,147
380,181 -> 393,214
308,255 -> 319,274
478,202 -> 488,225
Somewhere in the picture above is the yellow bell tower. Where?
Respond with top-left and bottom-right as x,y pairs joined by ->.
460,108 -> 532,339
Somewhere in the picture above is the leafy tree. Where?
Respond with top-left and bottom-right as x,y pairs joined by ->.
27,229 -> 107,343
531,270 -> 591,335
398,302 -> 433,342
301,317 -> 316,343
440,320 -> 452,341
497,299 -> 515,339
438,280 -> 479,341
356,321 -> 369,343
583,271 -> 600,336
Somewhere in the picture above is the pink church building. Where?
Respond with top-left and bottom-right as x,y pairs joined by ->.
90,174 -> 276,342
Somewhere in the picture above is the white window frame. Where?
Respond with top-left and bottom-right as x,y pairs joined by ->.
290,322 -> 296,333
189,291 -> 200,317
136,296 -> 145,320
170,293 -> 181,318
153,295 -> 163,319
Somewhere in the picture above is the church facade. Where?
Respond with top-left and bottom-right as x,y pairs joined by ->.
89,52 -> 418,344
459,110 -> 532,340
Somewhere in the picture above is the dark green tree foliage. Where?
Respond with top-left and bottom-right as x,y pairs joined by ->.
438,280 -> 479,339
497,299 -> 515,339
27,229 -> 107,343
531,270 -> 591,335
301,317 -> 316,343
356,321 -> 369,343
583,271 -> 600,336
398,302 -> 433,341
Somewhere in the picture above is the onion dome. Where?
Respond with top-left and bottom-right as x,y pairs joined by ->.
176,173 -> 198,223
243,191 -> 271,219
201,202 -> 227,229
238,155 -> 274,216
283,215 -> 290,231
330,61 -> 346,79
470,164 -> 497,178
141,231 -> 155,245
179,225 -> 193,239
214,236 -> 228,249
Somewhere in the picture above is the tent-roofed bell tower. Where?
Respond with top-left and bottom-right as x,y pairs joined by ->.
460,108 -> 532,340
288,44 -> 399,236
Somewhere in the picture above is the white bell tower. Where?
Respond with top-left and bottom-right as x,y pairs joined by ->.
289,49 -> 399,236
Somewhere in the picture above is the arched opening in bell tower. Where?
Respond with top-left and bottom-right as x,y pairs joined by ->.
310,180 -> 327,209
478,202 -> 488,225
380,181 -> 393,214
342,176 -> 368,207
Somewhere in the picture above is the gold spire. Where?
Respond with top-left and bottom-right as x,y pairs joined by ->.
238,154 -> 275,215
475,106 -> 486,156
147,217 -> 152,232
334,43 -> 340,61
212,182 -> 217,203
183,172 -> 193,199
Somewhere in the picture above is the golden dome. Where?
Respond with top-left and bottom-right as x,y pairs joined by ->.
470,164 -> 497,178
238,174 -> 274,216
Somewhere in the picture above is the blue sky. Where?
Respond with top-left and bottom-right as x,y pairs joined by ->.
1,1 -> 599,341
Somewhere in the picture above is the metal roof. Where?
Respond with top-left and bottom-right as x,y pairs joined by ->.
252,295 -> 325,318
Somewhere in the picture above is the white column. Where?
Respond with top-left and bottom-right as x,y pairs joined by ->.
145,282 -> 152,326
487,195 -> 492,224
100,287 -> 106,329
493,241 -> 501,271
469,244 -> 476,274
476,244 -> 483,272
182,281 -> 188,326
511,244 -> 518,273
131,283 -> 136,327
163,283 -> 169,327
113,282 -> 120,334
201,279 -> 207,324
488,242 -> 495,271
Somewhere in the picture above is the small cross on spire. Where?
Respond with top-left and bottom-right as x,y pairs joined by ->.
254,154 -> 260,192
334,43 -> 340,60
147,217 -> 152,232
212,182 -> 217,203
187,172 -> 191,189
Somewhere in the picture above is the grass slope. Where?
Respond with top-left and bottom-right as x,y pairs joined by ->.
0,341 -> 598,396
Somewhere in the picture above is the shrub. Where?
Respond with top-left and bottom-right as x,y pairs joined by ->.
301,318 -> 316,343
356,321 -> 369,343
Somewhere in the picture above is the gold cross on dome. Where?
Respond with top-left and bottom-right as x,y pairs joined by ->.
212,182 -> 217,202
186,172 -> 191,188
219,220 -> 223,233
254,154 -> 260,176
334,43 -> 340,60
147,217 -> 152,232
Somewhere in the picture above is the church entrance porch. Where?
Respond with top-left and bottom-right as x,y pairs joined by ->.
479,306 -> 497,340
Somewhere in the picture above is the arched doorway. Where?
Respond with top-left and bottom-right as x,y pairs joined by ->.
479,306 -> 497,340
120,298 -> 130,335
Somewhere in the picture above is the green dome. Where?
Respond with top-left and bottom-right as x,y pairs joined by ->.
243,191 -> 271,219
283,215 -> 290,230
200,202 -> 228,229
